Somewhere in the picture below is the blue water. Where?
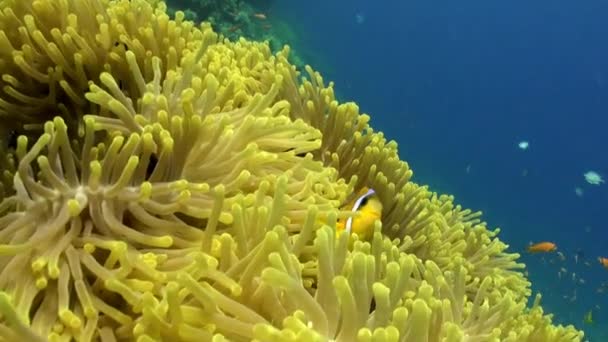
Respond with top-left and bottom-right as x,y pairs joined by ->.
269,0 -> 608,339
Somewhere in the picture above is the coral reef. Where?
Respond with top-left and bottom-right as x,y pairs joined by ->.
164,0 -> 271,46
0,0 -> 584,341
163,0 -> 304,70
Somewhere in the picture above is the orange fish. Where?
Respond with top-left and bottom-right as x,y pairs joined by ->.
598,257 -> 608,269
253,13 -> 267,20
527,242 -> 557,253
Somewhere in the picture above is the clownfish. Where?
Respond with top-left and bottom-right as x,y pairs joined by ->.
527,241 -> 557,253
335,187 -> 383,241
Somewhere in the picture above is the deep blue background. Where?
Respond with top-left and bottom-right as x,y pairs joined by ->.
271,0 -> 608,338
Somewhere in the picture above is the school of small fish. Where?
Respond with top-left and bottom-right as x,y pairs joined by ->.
513,139 -> 606,332
526,238 -> 608,330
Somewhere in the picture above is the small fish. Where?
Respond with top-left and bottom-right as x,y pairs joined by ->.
570,289 -> 577,303
584,171 -> 604,185
253,13 -> 267,20
228,24 -> 243,33
583,310 -> 593,324
598,257 -> 608,269
355,12 -> 366,24
527,242 -> 557,253
518,141 -> 529,150
336,187 -> 382,240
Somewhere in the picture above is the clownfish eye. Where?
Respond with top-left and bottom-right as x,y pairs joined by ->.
359,196 -> 369,208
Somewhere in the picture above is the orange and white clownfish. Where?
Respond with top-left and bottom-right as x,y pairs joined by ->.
335,187 -> 382,241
